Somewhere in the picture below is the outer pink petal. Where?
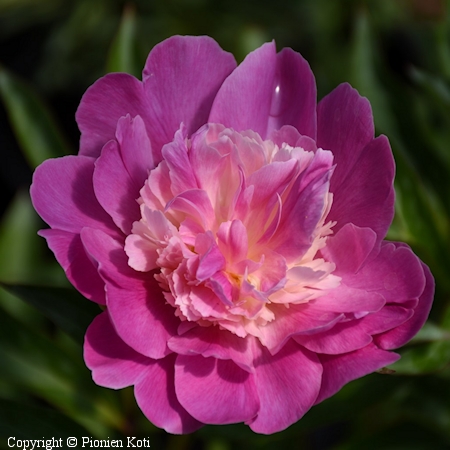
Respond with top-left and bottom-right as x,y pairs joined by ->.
168,326 -> 256,373
80,227 -> 179,359
249,340 -> 322,434
295,321 -> 374,354
343,242 -> 426,303
93,140 -> 140,235
311,287 -> 385,314
142,36 -> 237,160
266,47 -> 317,139
359,305 -> 414,336
39,229 -> 106,304
175,354 -> 259,425
30,156 -> 116,235
209,42 -> 277,138
317,83 -> 374,191
315,343 -> 400,404
327,136 -> 395,245
115,114 -> 154,186
258,303 -> 344,354
76,73 -> 146,158
375,262 -> 434,350
84,311 -> 149,388
321,223 -> 377,275
135,354 -> 203,434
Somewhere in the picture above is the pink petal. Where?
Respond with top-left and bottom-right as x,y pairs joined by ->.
375,261 -> 434,350
209,42 -> 277,138
161,126 -> 197,195
168,326 -> 256,373
93,140 -> 140,234
360,305 -> 414,335
142,36 -> 237,159
135,353 -> 203,434
317,83 -> 374,191
258,303 -> 344,354
249,340 -> 322,434
294,321 -> 373,354
166,189 -> 215,230
321,223 -> 377,274
80,227 -> 179,359
311,286 -> 385,314
267,47 -> 317,139
217,220 -> 248,264
175,354 -> 259,425
76,73 -> 146,158
269,125 -> 304,148
270,149 -> 334,261
343,242 -> 426,303
39,229 -> 106,304
327,136 -> 395,246
315,343 -> 400,404
247,159 -> 298,211
115,115 -> 155,188
195,232 -> 226,281
84,311 -> 149,388
270,125 -> 318,152
30,156 -> 116,235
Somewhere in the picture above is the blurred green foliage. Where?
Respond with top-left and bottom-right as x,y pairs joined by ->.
1,0 -> 450,448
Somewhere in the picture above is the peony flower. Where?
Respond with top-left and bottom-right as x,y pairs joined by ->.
30,36 -> 434,434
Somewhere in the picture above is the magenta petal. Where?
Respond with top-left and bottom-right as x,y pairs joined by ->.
258,303 -> 344,354
375,262 -> 434,350
267,48 -> 317,139
39,229 -> 105,304
93,140 -> 140,234
327,136 -> 395,245
360,305 -> 414,336
175,354 -> 259,425
80,227 -> 179,359
115,115 -> 155,188
209,42 -> 277,138
135,353 -> 203,434
30,156 -> 116,235
295,321 -> 373,354
344,242 -> 426,303
311,287 -> 385,314
317,83 -> 374,190
316,343 -> 400,404
84,311 -> 149,388
168,326 -> 256,373
321,223 -> 377,274
249,341 -> 322,434
142,36 -> 236,159
76,73 -> 146,158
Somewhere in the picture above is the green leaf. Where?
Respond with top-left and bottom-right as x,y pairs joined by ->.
0,66 -> 70,168
0,191 -> 56,285
0,307 -> 122,436
106,4 -> 140,76
411,322 -> 450,344
0,398 -> 91,440
0,283 -> 100,343
389,341 -> 450,375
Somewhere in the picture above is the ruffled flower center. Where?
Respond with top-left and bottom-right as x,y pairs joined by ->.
125,124 -> 340,338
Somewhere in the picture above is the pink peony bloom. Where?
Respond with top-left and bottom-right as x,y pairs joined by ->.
30,36 -> 434,434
